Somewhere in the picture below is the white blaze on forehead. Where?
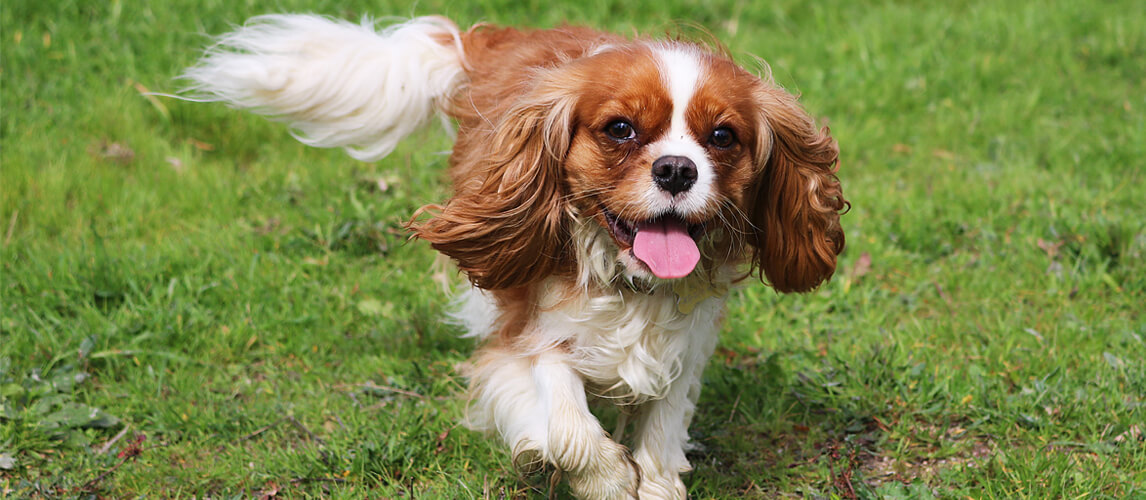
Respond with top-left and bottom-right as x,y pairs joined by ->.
649,44 -> 714,216
655,45 -> 703,131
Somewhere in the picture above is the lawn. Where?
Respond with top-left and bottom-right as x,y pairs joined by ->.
2,0 -> 1143,498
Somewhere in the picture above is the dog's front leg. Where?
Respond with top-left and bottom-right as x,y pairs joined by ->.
628,365 -> 704,500
629,327 -> 720,500
626,377 -> 695,498
465,347 -> 640,499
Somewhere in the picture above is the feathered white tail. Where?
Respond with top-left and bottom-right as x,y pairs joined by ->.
182,15 -> 467,161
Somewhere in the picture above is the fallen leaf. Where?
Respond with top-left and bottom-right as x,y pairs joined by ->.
257,482 -> 280,500
1036,238 -> 1063,259
436,429 -> 450,454
187,138 -> 214,151
1113,424 -> 1141,443
873,416 -> 892,432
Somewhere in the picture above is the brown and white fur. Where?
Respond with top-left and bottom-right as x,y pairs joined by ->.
183,14 -> 846,499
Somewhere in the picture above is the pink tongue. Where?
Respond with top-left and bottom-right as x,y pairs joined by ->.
632,219 -> 700,279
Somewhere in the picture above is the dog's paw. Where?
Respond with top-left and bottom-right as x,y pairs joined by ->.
633,448 -> 689,499
566,439 -> 640,500
511,441 -> 547,476
636,470 -> 686,500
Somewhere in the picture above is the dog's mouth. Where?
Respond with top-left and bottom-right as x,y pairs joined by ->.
601,206 -> 709,279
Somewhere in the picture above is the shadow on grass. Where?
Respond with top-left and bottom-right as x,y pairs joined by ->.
686,348 -> 920,498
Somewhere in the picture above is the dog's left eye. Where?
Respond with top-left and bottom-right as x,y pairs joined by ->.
605,120 -> 636,141
709,127 -> 736,149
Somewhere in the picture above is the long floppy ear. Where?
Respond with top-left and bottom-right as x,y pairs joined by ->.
409,81 -> 577,290
747,85 -> 847,293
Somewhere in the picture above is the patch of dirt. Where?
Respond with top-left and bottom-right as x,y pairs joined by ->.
860,437 -> 993,485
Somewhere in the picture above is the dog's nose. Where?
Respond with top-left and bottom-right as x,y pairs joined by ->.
651,156 -> 697,195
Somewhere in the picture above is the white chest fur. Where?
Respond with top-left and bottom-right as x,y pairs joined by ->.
453,283 -> 725,405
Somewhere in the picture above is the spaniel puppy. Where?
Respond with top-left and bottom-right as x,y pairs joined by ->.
184,14 -> 845,499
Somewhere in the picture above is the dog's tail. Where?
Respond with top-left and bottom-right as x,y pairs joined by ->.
181,15 -> 467,162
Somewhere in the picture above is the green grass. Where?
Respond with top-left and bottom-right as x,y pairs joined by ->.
2,0 -> 1143,497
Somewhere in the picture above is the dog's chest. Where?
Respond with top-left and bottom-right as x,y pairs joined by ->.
451,285 -> 724,403
549,291 -> 724,403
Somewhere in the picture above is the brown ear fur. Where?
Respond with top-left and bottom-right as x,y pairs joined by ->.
408,82 -> 576,290
748,86 -> 847,293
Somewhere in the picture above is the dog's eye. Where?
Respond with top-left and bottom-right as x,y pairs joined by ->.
605,120 -> 636,141
709,127 -> 736,149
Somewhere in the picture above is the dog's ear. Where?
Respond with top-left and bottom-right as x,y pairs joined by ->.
410,78 -> 577,290
746,85 -> 847,293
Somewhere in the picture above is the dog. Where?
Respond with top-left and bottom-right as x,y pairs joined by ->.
183,14 -> 846,499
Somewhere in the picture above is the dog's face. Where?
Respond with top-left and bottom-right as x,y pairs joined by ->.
416,41 -> 845,292
562,45 -> 765,281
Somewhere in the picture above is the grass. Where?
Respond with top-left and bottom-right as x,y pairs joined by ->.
2,0 -> 1143,497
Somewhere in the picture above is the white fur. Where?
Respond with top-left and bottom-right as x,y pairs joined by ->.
459,224 -> 730,499
459,281 -> 724,500
181,15 -> 466,161
449,287 -> 500,339
464,346 -> 642,498
648,44 -> 715,218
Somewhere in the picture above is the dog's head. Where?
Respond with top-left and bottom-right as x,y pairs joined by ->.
414,41 -> 846,292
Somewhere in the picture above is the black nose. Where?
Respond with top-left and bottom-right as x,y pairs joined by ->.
651,156 -> 697,195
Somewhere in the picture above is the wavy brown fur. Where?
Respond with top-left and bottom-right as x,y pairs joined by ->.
748,85 -> 847,293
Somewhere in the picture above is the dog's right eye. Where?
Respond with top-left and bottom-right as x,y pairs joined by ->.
605,120 -> 636,141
